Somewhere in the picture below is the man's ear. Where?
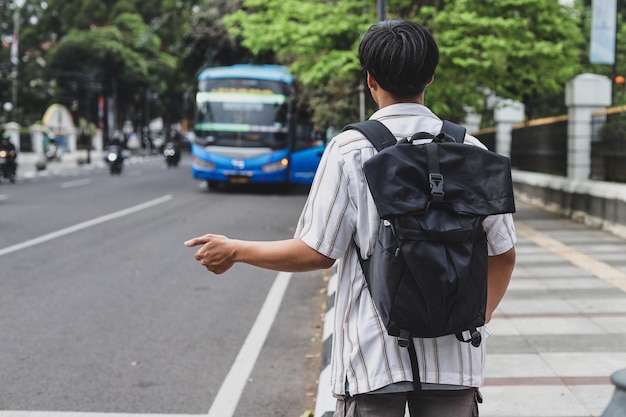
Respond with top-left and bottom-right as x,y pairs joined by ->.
366,72 -> 378,90
426,75 -> 434,87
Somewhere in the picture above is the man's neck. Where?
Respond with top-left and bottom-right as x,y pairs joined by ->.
374,90 -> 424,109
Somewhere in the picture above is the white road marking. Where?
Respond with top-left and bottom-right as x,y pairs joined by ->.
0,195 -> 173,258
61,178 -> 92,188
207,271 -> 292,417
0,413 -> 201,417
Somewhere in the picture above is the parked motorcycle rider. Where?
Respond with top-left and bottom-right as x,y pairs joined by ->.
0,130 -> 18,182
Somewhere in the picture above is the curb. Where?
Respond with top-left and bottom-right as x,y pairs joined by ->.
314,271 -> 337,417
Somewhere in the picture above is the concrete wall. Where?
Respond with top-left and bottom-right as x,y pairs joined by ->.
513,170 -> 626,239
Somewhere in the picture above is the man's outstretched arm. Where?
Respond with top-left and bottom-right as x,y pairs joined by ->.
184,234 -> 335,275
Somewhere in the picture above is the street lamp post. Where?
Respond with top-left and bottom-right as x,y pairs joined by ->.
10,0 -> 26,122
377,0 -> 386,21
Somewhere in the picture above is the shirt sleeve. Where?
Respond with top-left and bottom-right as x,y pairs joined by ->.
294,139 -> 357,260
484,212 -> 517,256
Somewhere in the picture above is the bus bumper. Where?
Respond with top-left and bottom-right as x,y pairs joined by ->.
192,165 -> 289,184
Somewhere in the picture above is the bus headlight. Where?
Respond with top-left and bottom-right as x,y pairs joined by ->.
193,156 -> 215,170
262,158 -> 289,173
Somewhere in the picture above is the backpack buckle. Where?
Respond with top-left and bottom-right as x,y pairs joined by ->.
456,329 -> 482,347
398,329 -> 411,348
429,173 -> 444,204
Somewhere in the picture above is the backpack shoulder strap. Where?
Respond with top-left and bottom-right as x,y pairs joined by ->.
441,120 -> 466,143
342,120 -> 397,152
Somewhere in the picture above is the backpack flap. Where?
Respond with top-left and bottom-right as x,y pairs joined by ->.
363,141 -> 516,219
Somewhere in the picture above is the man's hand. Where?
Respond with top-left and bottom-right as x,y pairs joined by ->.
184,234 -> 238,274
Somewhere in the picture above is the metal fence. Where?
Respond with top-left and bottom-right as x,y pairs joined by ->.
510,116 -> 568,176
473,127 -> 496,152
591,107 -> 626,182
474,110 -> 626,183
475,116 -> 568,176
19,131 -> 33,152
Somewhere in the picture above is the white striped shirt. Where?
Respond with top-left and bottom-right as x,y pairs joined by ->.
295,103 -> 517,396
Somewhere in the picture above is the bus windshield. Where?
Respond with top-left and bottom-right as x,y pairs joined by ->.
195,91 -> 289,149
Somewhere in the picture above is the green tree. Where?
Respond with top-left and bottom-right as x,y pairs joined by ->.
46,12 -> 176,134
225,0 -> 374,129
3,0 -> 251,128
225,0 -> 585,128
429,0 -> 584,122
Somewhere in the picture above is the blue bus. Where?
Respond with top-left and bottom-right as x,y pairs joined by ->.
191,64 -> 325,189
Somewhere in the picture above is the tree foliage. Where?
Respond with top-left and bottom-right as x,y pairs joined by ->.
0,0 -> 617,131
428,0 -> 585,121
227,0 -> 585,127
224,0 -> 373,128
0,0 -> 248,127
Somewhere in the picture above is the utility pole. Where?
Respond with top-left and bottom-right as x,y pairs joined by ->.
377,0 -> 386,21
359,0 -> 386,121
10,0 -> 25,121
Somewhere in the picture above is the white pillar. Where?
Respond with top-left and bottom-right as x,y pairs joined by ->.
463,106 -> 482,134
93,129 -> 103,151
30,124 -> 44,155
565,73 -> 611,180
493,100 -> 525,157
67,127 -> 77,153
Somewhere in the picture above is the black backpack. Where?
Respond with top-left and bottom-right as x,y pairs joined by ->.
343,120 -> 516,349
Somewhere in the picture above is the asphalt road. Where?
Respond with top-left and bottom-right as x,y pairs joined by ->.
0,155 -> 327,416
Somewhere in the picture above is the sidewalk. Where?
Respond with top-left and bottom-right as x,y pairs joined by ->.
315,199 -> 626,417
15,150 -> 106,178
14,149 -> 160,179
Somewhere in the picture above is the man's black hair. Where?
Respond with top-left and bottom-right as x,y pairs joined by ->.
359,20 -> 439,98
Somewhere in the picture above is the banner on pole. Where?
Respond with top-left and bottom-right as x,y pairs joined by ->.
590,0 -> 617,65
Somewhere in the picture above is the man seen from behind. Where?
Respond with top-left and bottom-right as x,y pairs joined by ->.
185,19 -> 516,417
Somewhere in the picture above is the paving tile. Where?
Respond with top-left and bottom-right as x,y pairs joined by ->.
591,316 -> 626,333
479,385 -> 594,417
522,265 -> 594,277
506,317 -> 606,335
496,298 -> 580,315
488,334 -> 626,354
574,298 -> 626,313
568,384 -> 617,416
541,352 -> 626,377
541,278 -> 615,290
486,354 -> 557,378
486,319 -> 522,336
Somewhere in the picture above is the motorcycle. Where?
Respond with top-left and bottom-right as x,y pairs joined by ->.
106,146 -> 124,175
0,148 -> 17,183
45,140 -> 62,161
163,141 -> 180,168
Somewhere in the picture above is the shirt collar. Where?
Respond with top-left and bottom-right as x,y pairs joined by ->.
369,103 -> 437,120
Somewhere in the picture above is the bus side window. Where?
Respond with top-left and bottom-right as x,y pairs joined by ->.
294,110 -> 324,150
